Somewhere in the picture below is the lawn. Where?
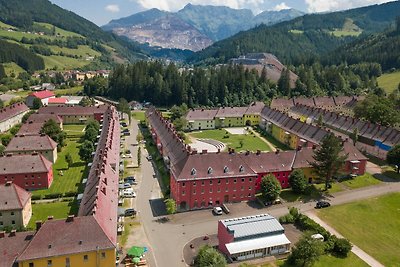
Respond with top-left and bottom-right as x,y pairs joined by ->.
42,55 -> 90,70
54,86 -> 83,96
28,201 -> 72,229
63,124 -> 85,133
377,71 -> 400,94
32,128 -> 87,197
382,166 -> 400,179
317,193 -> 400,266
189,129 -> 272,152
340,173 -> 381,189
49,45 -> 100,58
3,62 -> 25,77
132,111 -> 146,121
331,30 -> 362,37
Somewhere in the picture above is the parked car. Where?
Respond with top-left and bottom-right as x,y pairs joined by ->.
264,198 -> 281,206
126,154 -> 132,158
122,129 -> 130,133
124,176 -> 136,182
124,178 -> 137,185
123,132 -> 131,136
119,183 -> 131,189
124,208 -> 137,217
212,207 -> 223,215
221,204 -> 230,214
315,201 -> 331,209
122,189 -> 136,198
146,155 -> 152,160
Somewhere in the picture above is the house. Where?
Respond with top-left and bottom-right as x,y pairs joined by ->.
5,135 -> 58,163
47,97 -> 67,106
18,122 -> 45,136
0,230 -> 34,267
0,182 -> 32,228
25,113 -> 63,129
243,102 -> 265,126
41,83 -> 56,91
215,106 -> 248,128
185,109 -> 218,131
0,102 -> 29,133
16,216 -> 116,267
218,214 -> 291,262
62,95 -> 84,106
26,90 -> 55,107
0,154 -> 53,190
38,105 -> 107,124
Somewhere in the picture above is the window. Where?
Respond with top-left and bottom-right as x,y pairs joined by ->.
209,180 -> 213,185
191,168 -> 197,175
12,220 -> 15,225
226,180 -> 229,184
201,181 -> 205,186
209,188 -> 213,193
223,166 -> 229,173
218,179 -> 221,184
47,260 -> 52,267
66,258 -> 70,267
234,179 -> 237,184
182,182 -> 185,187
182,191 -> 185,196
0,212 -> 2,216
29,263 -> 34,267
193,181 -> 196,186
217,188 -> 221,193
193,189 -> 196,195
11,211 -> 15,215
241,186 -> 244,191
239,165 -> 244,173
101,252 -> 106,259
0,222 -> 3,226
241,178 -> 245,182
83,255 -> 88,261
249,178 -> 252,182
249,187 -> 252,191
225,187 -> 228,192
201,189 -> 204,194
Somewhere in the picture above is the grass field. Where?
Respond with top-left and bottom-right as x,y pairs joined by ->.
34,22 -> 83,38
377,71 -> 400,93
382,166 -> 400,179
289,29 -> 304,34
331,30 -> 362,37
3,62 -> 25,77
340,173 -> 381,189
49,45 -> 100,58
42,55 -> 91,70
28,201 -> 72,228
132,111 -> 146,121
317,193 -> 400,266
32,126 -> 87,197
54,86 -> 83,96
189,129 -> 272,152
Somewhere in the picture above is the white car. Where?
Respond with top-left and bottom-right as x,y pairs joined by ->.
213,207 -> 223,215
122,189 -> 136,198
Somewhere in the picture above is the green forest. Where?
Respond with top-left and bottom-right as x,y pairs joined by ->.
0,40 -> 44,72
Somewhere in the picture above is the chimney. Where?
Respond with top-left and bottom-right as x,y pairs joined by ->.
202,149 -> 207,154
0,231 -> 5,238
192,150 -> 197,155
102,187 -> 107,195
275,149 -> 280,154
217,148 -> 220,153
47,216 -> 54,220
9,230 -> 16,237
66,215 -> 74,222
36,221 -> 42,231
5,181 -> 12,186
256,150 -> 261,155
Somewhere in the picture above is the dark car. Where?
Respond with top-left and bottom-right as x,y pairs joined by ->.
124,208 -> 137,217
123,132 -> 131,136
315,201 -> 331,209
122,129 -> 130,133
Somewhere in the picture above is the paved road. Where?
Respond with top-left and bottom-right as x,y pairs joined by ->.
306,212 -> 384,267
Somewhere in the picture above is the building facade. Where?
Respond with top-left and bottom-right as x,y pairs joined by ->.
0,182 -> 32,228
26,91 -> 55,107
0,102 -> 30,133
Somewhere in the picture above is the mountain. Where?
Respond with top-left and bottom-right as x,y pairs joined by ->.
102,4 -> 305,51
112,15 -> 213,51
0,0 -> 146,72
189,1 -> 400,65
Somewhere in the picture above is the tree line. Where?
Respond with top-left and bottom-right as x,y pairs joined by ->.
0,40 -> 44,72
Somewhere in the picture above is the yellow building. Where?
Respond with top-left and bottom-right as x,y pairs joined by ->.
293,148 -> 318,183
243,102 -> 265,126
0,182 -> 32,228
17,216 -> 116,267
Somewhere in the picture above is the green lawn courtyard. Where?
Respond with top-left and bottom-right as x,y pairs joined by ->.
317,193 -> 400,267
32,125 -> 87,198
188,128 -> 272,152
28,201 -> 72,229
132,111 -> 146,121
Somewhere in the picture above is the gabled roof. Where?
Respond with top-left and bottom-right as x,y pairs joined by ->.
0,231 -> 34,267
245,102 -> 265,114
26,113 -> 63,124
18,122 -> 44,136
0,154 -> 53,176
29,90 -> 55,99
38,105 -> 108,116
293,147 -> 315,169
270,98 -> 294,110
17,216 -> 115,261
216,106 -> 248,118
186,109 -> 218,121
0,102 -> 29,123
240,151 -> 296,173
5,135 -> 57,152
0,182 -> 31,211
47,98 -> 67,104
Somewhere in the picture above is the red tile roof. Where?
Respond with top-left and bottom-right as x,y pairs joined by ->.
0,102 -> 29,123
0,182 -> 31,211
216,106 -> 248,118
27,113 -> 63,124
245,102 -> 265,114
29,90 -> 55,99
18,122 -> 43,135
186,109 -> 218,121
17,216 -> 115,261
0,231 -> 34,267
47,98 -> 67,104
0,154 -> 52,176
5,135 -> 57,152
38,105 -> 108,116
241,151 -> 296,173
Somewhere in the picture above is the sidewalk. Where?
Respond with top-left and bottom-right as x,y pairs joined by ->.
306,212 -> 384,267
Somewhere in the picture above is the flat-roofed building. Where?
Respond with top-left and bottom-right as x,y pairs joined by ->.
218,214 -> 290,262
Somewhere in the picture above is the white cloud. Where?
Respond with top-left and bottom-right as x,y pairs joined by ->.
305,0 -> 393,13
274,2 -> 291,11
105,4 -> 120,13
135,0 -> 264,12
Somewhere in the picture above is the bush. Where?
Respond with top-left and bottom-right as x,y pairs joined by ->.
279,213 -> 295,224
333,238 -> 352,257
63,191 -> 77,197
295,214 -> 331,241
289,169 -> 308,194
43,193 -> 62,199
325,235 -> 338,252
31,195 -> 42,201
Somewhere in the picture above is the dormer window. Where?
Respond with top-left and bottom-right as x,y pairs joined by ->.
223,166 -> 229,173
208,167 -> 213,174
191,168 -> 196,175
239,165 -> 244,173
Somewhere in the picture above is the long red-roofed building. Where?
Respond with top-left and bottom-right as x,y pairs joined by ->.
26,90 -> 55,107
0,102 -> 29,133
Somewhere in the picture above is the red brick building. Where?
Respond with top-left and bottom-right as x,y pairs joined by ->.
0,154 -> 53,190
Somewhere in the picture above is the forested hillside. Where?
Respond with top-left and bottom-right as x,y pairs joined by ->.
89,61 -> 382,107
0,40 -> 44,72
190,1 -> 400,65
324,18 -> 400,71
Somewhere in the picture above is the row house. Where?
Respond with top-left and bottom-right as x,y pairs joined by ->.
5,134 -> 58,163
0,182 -> 32,228
38,105 -> 107,124
0,102 -> 29,133
0,154 -> 53,190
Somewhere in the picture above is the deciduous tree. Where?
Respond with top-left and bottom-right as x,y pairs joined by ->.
194,245 -> 227,267
387,144 -> 400,173
288,235 -> 324,267
261,174 -> 282,202
79,140 -> 94,162
289,169 -> 308,194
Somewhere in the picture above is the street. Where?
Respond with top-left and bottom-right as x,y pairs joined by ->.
127,117 -> 400,267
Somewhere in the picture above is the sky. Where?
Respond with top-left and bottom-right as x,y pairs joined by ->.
50,0 -> 395,26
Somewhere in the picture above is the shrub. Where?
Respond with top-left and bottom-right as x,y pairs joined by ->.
31,195 -> 42,201
325,235 -> 338,252
63,191 -> 77,197
289,169 -> 308,194
43,193 -> 62,199
279,213 -> 295,224
295,214 -> 331,241
333,238 -> 352,257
